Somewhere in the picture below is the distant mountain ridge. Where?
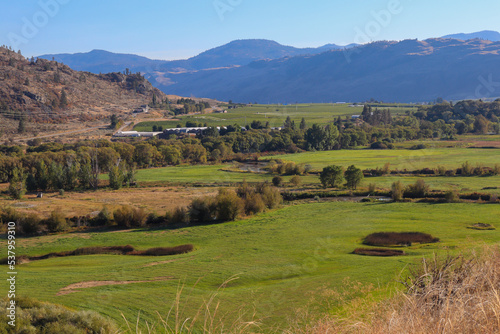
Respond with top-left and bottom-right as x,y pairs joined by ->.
442,30 -> 500,42
39,39 -> 356,74
38,32 -> 500,103
160,38 -> 500,103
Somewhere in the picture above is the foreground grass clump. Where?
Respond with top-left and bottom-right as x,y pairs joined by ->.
353,248 -> 405,257
0,244 -> 194,264
0,297 -> 119,333
290,247 -> 500,334
363,232 -> 439,247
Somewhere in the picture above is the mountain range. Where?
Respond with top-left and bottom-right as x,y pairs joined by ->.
40,40 -> 356,74
39,31 -> 500,103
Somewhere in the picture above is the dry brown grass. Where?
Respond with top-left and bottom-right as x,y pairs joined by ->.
0,186 -> 217,219
290,246 -> 500,334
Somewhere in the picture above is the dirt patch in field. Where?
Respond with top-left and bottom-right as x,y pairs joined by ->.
57,276 -> 174,295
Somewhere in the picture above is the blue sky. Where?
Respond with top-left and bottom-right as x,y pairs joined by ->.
2,0 -> 500,60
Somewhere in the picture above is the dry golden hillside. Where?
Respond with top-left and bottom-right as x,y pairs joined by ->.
0,46 -> 166,139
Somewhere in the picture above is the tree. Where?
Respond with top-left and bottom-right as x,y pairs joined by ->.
391,181 -> 404,202
344,165 -> 364,189
290,175 -> 302,187
215,188 -> 243,221
161,146 -> 181,165
110,114 -> 119,129
9,167 -> 26,199
18,117 -> 26,133
60,90 -> 68,108
109,164 -> 124,190
320,165 -> 344,188
473,115 -> 489,134
299,118 -> 307,130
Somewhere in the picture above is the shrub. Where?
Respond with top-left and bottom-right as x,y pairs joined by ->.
404,179 -> 429,198
461,161 -> 474,176
189,196 -> 216,223
272,176 -> 283,187
244,193 -> 266,215
0,297 -> 119,333
290,175 -> 302,187
45,209 -> 69,232
92,206 -> 112,226
436,165 -> 447,176
368,183 -> 377,194
259,184 -> 282,209
215,188 -> 243,221
113,205 -> 147,228
391,181 -> 405,201
18,213 -> 43,235
444,190 -> 460,203
146,212 -> 166,225
236,181 -> 254,199
363,232 -> 439,247
171,207 -> 190,224
382,162 -> 391,175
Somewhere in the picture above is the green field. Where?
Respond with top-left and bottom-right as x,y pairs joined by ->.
2,201 -> 499,331
126,147 -> 500,194
265,148 -> 500,170
133,103 -> 415,131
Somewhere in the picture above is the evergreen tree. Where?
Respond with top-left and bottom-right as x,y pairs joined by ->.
60,90 -> 68,108
299,117 -> 307,130
18,116 -> 26,133
9,167 -> 26,199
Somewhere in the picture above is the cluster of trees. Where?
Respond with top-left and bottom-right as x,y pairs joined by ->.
319,165 -> 364,189
172,99 -> 211,115
412,100 -> 500,135
361,106 -> 393,126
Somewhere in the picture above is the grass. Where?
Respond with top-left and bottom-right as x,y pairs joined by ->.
133,103 -> 414,131
1,201 -> 499,332
265,147 -> 500,170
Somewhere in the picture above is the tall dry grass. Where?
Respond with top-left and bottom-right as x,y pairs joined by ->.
291,246 -> 500,334
121,276 -> 260,334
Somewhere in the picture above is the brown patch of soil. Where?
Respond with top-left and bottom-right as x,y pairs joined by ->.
57,276 -> 174,295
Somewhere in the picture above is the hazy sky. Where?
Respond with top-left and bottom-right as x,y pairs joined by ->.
2,0 -> 500,60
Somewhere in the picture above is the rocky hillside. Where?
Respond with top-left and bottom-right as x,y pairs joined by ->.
0,47 -> 166,125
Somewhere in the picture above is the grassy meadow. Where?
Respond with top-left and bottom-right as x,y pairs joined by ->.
265,147 -> 500,170
1,201 -> 499,332
133,103 -> 415,131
